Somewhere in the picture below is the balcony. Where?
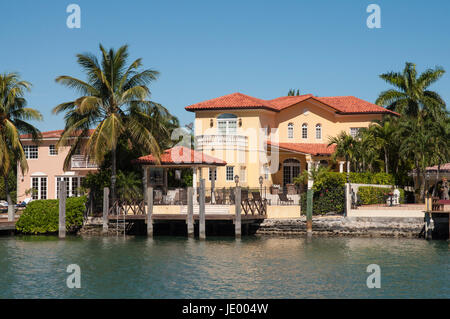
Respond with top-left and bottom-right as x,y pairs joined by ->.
195,135 -> 248,150
71,155 -> 98,169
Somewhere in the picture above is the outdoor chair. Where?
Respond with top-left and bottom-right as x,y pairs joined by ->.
278,193 -> 294,205
153,190 -> 163,205
251,192 -> 267,215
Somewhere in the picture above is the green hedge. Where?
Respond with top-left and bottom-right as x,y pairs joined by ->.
16,197 -> 86,234
348,172 -> 395,185
358,187 -> 405,205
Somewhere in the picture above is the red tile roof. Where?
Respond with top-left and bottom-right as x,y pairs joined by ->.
185,92 -> 398,115
20,129 -> 94,139
426,163 -> 450,171
267,141 -> 336,156
134,146 -> 227,166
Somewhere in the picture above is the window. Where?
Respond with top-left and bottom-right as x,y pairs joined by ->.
315,124 -> 322,139
350,128 -> 360,138
217,113 -> 237,135
287,123 -> 294,139
226,166 -> 234,181
24,145 -> 38,159
302,123 -> 308,139
209,168 -> 217,181
240,166 -> 246,182
56,176 -> 84,198
31,177 -> 47,199
49,145 -> 58,156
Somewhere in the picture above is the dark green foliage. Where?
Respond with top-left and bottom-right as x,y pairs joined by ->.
15,196 -> 86,234
358,186 -> 405,205
0,170 -> 17,203
348,172 -> 395,185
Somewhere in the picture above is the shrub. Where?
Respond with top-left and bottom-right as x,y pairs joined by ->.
358,186 -> 405,205
16,196 -> 86,234
348,172 -> 395,185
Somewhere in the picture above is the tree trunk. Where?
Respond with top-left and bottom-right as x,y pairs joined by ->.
111,147 -> 117,208
414,160 -> 421,203
432,163 -> 441,198
3,173 -> 14,222
384,147 -> 389,174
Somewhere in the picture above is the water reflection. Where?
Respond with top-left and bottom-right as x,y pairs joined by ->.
0,236 -> 448,298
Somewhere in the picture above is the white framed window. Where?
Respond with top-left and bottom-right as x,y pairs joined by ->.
226,166 -> 234,181
31,177 -> 47,200
350,127 -> 360,138
287,123 -> 294,139
302,123 -> 308,139
49,145 -> 58,156
315,124 -> 322,139
209,168 -> 217,181
217,113 -> 237,135
240,166 -> 246,182
24,145 -> 38,159
56,176 -> 84,198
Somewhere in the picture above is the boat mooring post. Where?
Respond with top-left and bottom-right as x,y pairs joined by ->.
102,187 -> 109,233
235,186 -> 241,238
306,188 -> 313,235
147,186 -> 153,237
58,181 -> 66,239
187,187 -> 194,237
199,179 -> 206,239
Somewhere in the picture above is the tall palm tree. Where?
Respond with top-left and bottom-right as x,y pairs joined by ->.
367,117 -> 398,174
376,62 -> 446,119
53,44 -> 164,203
0,73 -> 42,219
328,132 -> 356,182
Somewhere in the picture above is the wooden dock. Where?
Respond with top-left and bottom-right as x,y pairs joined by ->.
108,213 -> 266,222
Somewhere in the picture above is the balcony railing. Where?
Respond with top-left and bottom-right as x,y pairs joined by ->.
71,155 -> 98,169
196,135 -> 248,149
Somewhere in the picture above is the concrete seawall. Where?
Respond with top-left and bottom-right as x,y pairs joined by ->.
254,217 -> 423,237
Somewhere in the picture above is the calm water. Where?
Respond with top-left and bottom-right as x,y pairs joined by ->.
0,235 -> 448,298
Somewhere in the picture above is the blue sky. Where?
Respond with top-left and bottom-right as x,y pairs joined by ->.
1,0 -> 449,131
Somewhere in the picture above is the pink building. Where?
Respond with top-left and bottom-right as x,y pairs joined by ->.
18,130 -> 98,202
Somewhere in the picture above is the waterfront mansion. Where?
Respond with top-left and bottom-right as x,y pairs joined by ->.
17,130 -> 97,202
186,92 -> 397,190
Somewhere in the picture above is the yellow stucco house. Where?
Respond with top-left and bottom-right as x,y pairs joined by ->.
186,92 -> 397,192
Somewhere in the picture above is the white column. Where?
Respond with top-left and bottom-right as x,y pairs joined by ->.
307,161 -> 314,189
339,161 -> 345,173
192,167 -> 198,204
347,161 -> 350,173
210,167 -> 216,204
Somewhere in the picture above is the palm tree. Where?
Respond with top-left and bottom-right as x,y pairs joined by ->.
53,44 -> 164,203
428,117 -> 450,197
367,117 -> 398,174
287,89 -> 301,96
0,73 -> 42,218
376,62 -> 446,119
328,132 -> 356,182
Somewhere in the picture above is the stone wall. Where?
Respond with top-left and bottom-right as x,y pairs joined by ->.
254,216 -> 423,237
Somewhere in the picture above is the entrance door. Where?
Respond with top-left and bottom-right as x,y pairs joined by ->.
283,159 -> 300,185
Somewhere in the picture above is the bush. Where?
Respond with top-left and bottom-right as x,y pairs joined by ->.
358,186 -> 405,205
348,172 -> 395,185
16,196 -> 86,234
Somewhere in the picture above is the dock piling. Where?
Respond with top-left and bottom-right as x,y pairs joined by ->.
58,181 -> 66,239
235,186 -> 241,238
199,179 -> 206,239
306,189 -> 313,234
102,187 -> 109,233
187,187 -> 194,237
147,187 -> 153,237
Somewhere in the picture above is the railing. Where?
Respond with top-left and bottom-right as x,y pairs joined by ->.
195,135 -> 248,149
71,155 -> 98,169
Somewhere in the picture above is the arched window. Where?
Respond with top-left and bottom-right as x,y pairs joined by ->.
302,123 -> 308,139
217,113 -> 237,135
315,124 -> 322,139
288,123 -> 294,139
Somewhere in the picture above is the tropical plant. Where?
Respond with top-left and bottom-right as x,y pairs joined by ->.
53,44 -> 169,203
328,132 -> 356,182
0,73 -> 42,212
376,62 -> 446,119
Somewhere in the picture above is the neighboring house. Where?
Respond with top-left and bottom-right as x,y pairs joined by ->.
18,130 -> 98,202
186,92 -> 397,190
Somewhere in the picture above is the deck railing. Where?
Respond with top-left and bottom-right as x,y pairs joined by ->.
71,155 -> 98,169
